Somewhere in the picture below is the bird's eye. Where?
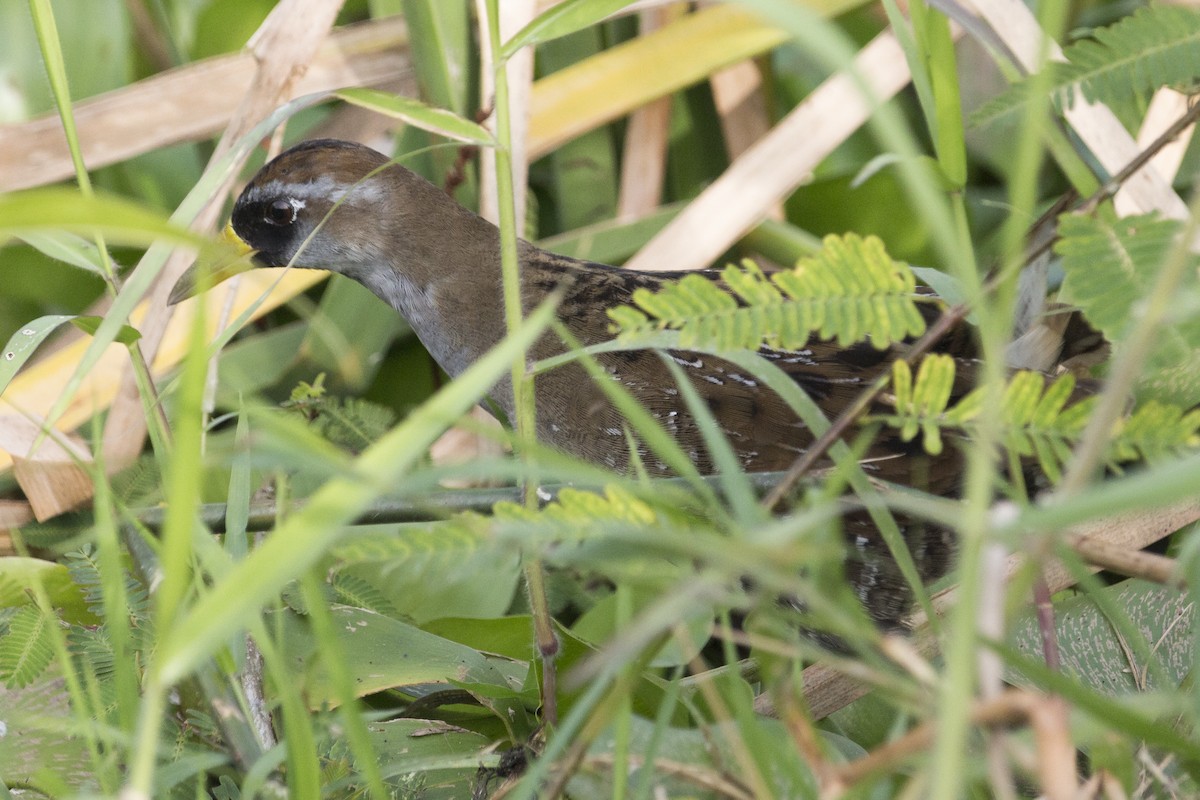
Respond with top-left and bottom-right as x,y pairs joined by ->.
264,199 -> 296,226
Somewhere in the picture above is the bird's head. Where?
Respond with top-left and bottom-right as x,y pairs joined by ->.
170,139 -> 397,303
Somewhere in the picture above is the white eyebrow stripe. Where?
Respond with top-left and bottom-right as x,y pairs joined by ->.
243,176 -> 385,207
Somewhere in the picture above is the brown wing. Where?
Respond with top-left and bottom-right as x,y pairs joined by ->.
531,258 -> 975,483
525,256 -> 1094,629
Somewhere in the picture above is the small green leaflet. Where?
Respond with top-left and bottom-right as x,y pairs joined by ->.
336,88 -> 495,146
499,0 -> 635,59
70,316 -> 142,345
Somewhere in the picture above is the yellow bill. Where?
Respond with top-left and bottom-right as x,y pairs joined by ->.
168,222 -> 256,305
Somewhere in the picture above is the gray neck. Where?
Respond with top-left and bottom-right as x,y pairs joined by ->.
350,169 -> 510,380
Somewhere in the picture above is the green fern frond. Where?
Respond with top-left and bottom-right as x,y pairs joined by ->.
186,707 -> 222,743
608,234 -> 927,351
930,365 -> 1094,481
64,547 -> 149,621
0,606 -> 56,688
488,486 -> 725,579
887,355 -> 957,455
332,487 -> 696,585
1056,213 -> 1200,406
280,580 -> 336,616
972,6 -> 1200,126
494,485 -> 661,529
331,518 -> 493,568
312,397 -> 396,452
1109,401 -> 1200,463
331,573 -> 400,618
284,386 -> 397,453
68,625 -> 117,687
875,355 -> 1198,483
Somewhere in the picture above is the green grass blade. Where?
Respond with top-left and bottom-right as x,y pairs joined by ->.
156,299 -> 557,684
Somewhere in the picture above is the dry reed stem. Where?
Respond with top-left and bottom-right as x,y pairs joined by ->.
476,0 -> 535,229
626,27 -> 926,272
963,0 -> 1187,220
0,414 -> 94,521
710,59 -> 784,223
0,17 -> 412,192
616,5 -> 681,221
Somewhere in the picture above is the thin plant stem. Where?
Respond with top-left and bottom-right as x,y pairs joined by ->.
929,3 -> 1069,795
482,0 -> 560,727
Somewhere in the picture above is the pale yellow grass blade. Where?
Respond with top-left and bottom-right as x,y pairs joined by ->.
528,4 -> 788,159
0,270 -> 325,476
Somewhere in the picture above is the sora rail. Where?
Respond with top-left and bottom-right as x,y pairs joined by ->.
171,139 -> 1077,628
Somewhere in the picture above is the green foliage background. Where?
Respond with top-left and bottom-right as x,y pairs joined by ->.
2,1 -> 1200,799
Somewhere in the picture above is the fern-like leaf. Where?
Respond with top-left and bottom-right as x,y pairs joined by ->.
68,625 -> 118,699
1109,401 -> 1200,464
494,485 -> 661,529
1055,213 -> 1200,406
331,517 -> 494,573
313,398 -> 397,452
972,6 -> 1200,126
887,355 -> 957,455
609,234 -> 927,351
0,606 -> 56,688
331,573 -> 401,618
875,355 -> 1198,482
65,546 -> 149,621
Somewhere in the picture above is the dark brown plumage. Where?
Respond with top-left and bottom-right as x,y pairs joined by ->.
179,140 -> 977,478
170,138 -> 1081,627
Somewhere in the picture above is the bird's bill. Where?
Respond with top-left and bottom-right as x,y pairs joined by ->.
168,222 -> 255,305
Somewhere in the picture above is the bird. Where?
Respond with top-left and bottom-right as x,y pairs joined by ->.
169,138 -> 1081,627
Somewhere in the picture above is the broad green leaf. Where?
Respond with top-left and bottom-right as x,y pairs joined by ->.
335,522 -> 521,623
369,719 -> 492,786
0,315 -> 75,395
280,606 -> 527,708
0,561 -> 93,623
571,584 -> 709,668
400,0 -> 471,115
537,26 -> 621,234
1009,579 -> 1194,696
399,0 -> 477,206
0,670 -> 92,788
